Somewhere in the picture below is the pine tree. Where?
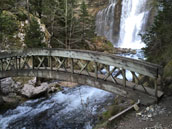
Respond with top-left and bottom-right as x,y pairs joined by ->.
0,10 -> 19,49
78,0 -> 95,49
48,0 -> 80,49
141,0 -> 172,65
30,0 -> 43,18
24,17 -> 45,48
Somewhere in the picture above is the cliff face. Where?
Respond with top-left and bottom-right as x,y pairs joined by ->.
95,0 -> 122,44
113,0 -> 122,43
82,0 -> 110,16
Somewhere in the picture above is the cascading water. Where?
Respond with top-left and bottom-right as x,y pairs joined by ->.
118,0 -> 149,49
95,0 -> 117,43
96,0 -> 151,49
0,85 -> 115,129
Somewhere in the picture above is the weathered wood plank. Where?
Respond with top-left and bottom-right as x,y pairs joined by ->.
0,49 -> 162,78
108,100 -> 140,121
71,58 -> 74,74
0,69 -> 163,105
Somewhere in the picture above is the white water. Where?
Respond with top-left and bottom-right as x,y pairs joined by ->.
0,86 -> 114,129
118,0 -> 149,49
96,0 -> 150,49
95,0 -> 117,43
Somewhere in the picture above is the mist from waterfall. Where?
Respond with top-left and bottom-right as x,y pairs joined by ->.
95,0 -> 150,49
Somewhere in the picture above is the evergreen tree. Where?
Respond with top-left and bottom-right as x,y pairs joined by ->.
30,0 -> 43,18
0,11 -> 19,49
142,0 -> 172,65
0,0 -> 16,11
24,17 -> 45,48
80,1 -> 89,42
49,0 -> 80,49
78,0 -> 95,49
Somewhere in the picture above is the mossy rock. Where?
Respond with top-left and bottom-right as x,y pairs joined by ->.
164,60 -> 172,78
101,105 -> 123,121
95,105 -> 122,129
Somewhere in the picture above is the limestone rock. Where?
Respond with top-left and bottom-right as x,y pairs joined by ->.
136,104 -> 166,121
1,78 -> 15,95
21,83 -> 48,98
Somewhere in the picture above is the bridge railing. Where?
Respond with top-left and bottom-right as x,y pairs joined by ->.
0,49 -> 163,98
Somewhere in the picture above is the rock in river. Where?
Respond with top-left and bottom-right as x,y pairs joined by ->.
21,83 -> 48,98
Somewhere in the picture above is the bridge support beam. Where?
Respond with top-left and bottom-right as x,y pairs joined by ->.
0,69 -> 162,105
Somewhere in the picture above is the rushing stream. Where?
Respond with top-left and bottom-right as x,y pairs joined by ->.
0,86 -> 115,129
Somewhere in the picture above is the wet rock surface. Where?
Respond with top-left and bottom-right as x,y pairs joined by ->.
0,77 -> 62,113
21,83 -> 49,98
1,78 -> 18,95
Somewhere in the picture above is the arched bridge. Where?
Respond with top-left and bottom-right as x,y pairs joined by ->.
0,49 -> 163,105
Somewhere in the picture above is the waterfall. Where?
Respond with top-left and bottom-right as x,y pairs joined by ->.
118,0 -> 149,49
95,0 -> 150,49
95,0 -> 117,43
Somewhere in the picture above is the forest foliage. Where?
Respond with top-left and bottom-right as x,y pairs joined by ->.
141,0 -> 172,77
0,0 -> 95,49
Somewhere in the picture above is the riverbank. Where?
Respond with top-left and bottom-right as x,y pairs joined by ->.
94,95 -> 172,129
116,96 -> 172,129
0,77 -> 74,113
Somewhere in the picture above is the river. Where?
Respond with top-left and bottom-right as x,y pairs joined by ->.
0,85 -> 115,129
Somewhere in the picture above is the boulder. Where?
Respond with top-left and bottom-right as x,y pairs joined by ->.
21,83 -> 48,98
1,78 -> 15,95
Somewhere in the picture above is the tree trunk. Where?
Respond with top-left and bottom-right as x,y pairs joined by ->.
65,0 -> 68,49
26,0 -> 30,23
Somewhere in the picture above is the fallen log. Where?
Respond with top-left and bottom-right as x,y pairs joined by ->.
108,100 -> 140,121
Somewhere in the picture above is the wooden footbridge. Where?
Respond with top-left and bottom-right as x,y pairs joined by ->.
0,49 -> 163,105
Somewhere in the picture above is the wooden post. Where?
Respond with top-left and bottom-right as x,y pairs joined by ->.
31,56 -> 34,69
122,69 -> 126,87
49,56 -> 52,70
15,57 -> 18,70
0,59 -> 2,71
19,57 -> 21,69
71,58 -> 74,74
131,71 -> 135,83
95,62 -> 98,79
154,78 -> 158,98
